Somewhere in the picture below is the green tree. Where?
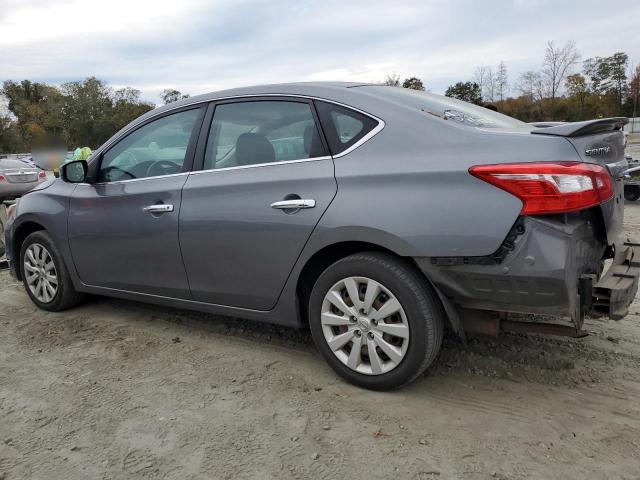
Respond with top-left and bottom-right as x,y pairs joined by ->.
444,82 -> 482,104
113,87 -> 154,131
2,77 -> 155,151
2,80 -> 65,148
402,77 -> 425,90
584,52 -> 629,114
160,89 -> 190,104
565,73 -> 590,116
60,77 -> 116,147
0,115 -> 23,153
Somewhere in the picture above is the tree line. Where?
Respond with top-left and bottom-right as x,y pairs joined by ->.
1,42 -> 638,154
0,79 -> 190,154
386,41 -> 639,123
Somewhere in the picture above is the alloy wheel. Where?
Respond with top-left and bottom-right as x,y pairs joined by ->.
320,276 -> 409,375
24,243 -> 58,304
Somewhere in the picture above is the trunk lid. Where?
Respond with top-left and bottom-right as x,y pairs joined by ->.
531,117 -> 628,245
2,169 -> 39,183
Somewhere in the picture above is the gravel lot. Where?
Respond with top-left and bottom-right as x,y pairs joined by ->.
2,206 -> 640,479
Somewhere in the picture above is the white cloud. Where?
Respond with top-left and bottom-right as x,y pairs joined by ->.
0,0 -> 638,102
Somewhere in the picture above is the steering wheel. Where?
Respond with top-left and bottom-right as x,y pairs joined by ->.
145,160 -> 181,177
100,165 -> 135,181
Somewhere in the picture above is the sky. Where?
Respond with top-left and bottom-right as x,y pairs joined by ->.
0,0 -> 639,104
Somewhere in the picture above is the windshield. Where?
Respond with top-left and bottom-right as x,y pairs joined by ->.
360,85 -> 528,129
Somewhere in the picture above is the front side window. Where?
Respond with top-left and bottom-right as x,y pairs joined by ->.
203,100 -> 326,170
98,109 -> 200,182
315,101 -> 379,156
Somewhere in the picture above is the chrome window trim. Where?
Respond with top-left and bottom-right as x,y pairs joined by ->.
331,118 -> 385,158
189,155 -> 332,176
91,94 -> 385,165
79,156 -> 334,185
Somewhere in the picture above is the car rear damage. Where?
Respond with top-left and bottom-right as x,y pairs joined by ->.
416,117 -> 639,337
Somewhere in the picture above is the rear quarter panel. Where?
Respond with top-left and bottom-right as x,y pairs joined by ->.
317,105 -> 581,258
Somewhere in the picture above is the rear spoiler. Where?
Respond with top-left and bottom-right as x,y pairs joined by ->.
530,117 -> 628,138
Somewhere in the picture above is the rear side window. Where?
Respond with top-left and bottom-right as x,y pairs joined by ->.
315,101 -> 379,156
203,100 -> 326,170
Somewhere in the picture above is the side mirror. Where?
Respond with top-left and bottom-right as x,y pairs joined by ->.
60,160 -> 88,183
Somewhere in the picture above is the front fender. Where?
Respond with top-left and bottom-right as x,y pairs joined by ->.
8,181 -> 80,288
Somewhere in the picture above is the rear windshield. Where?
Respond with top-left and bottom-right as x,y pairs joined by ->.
360,85 -> 528,129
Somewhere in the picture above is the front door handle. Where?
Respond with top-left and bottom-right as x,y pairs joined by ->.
143,204 -> 174,214
270,199 -> 316,210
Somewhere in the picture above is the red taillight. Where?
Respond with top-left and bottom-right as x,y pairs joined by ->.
469,162 -> 614,215
0,175 -> 5,182
38,171 -> 46,179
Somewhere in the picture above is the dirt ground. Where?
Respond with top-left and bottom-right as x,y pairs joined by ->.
2,208 -> 640,479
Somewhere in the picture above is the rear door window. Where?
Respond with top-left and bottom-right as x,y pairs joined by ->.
203,100 -> 326,170
315,101 -> 379,156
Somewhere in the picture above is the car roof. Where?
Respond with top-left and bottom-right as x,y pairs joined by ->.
155,82 -> 373,111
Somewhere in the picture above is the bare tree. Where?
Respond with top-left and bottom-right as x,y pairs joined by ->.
382,73 -> 401,87
474,66 -> 488,102
542,40 -> 580,117
496,61 -> 508,102
474,65 -> 496,103
517,71 -> 545,101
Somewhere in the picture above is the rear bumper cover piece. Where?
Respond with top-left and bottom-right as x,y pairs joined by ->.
416,215 -> 639,324
591,241 -> 640,320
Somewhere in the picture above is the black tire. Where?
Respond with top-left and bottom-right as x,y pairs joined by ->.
19,230 -> 84,311
624,185 -> 640,202
308,252 -> 444,390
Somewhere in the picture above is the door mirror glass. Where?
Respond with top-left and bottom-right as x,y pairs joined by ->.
61,160 -> 88,183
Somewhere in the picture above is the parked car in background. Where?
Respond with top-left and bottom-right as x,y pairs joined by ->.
0,157 -> 51,202
4,83 -> 637,390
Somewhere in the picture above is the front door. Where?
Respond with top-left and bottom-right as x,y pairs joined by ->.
180,99 -> 337,310
68,107 -> 203,298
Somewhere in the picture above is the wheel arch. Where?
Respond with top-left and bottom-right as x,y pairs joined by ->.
11,220 -> 47,280
295,240 -> 450,330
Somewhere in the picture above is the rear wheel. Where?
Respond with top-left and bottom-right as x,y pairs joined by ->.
308,252 -> 444,390
20,231 -> 84,311
624,185 -> 640,201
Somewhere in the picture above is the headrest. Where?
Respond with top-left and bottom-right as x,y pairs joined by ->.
235,133 -> 275,166
303,125 -> 324,157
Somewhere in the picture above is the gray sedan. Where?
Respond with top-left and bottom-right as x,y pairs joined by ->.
0,157 -> 49,202
4,83 -> 637,389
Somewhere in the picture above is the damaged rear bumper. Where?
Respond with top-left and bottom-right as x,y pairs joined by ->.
416,214 -> 639,327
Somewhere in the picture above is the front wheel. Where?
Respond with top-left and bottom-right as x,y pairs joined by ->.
20,231 -> 84,311
308,252 -> 444,390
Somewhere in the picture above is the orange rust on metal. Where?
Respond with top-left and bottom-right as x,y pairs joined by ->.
460,309 -> 500,336
500,319 -> 588,338
460,307 -> 588,338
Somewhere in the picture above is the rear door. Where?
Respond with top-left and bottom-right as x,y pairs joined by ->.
179,98 -> 336,310
68,106 -> 204,298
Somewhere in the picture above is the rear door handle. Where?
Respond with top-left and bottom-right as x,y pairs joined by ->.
143,204 -> 174,213
270,199 -> 316,210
